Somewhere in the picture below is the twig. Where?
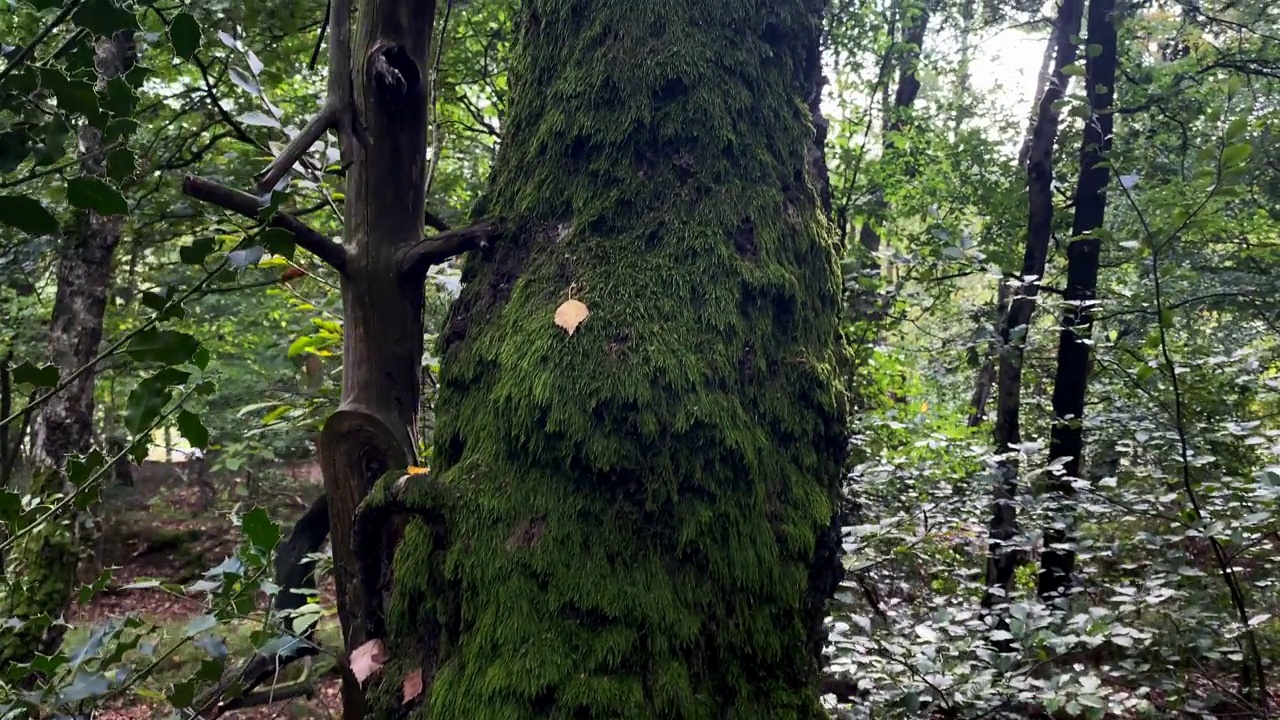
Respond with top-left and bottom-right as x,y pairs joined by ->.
396,221 -> 494,280
182,175 -> 348,274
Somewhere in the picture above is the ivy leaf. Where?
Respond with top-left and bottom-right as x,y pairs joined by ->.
168,12 -> 202,61
0,491 -> 21,522
66,177 -> 128,216
402,667 -> 424,703
127,329 -> 199,365
229,66 -> 261,95
176,410 -> 210,449
259,227 -> 296,259
554,299 -> 590,336
168,680 -> 196,709
12,361 -> 60,388
124,368 -> 189,433
106,147 -> 136,181
1222,142 -> 1253,167
184,614 -> 217,637
228,246 -> 264,268
60,671 -> 111,704
246,49 -> 264,76
73,0 -> 139,36
237,111 -> 280,128
0,195 -> 59,235
242,507 -> 280,552
180,237 -> 218,265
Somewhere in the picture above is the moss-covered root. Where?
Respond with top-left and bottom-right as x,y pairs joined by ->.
369,1 -> 848,718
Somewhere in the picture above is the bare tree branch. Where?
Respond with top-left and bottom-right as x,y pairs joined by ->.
182,175 -> 348,273
397,221 -> 495,281
255,104 -> 340,194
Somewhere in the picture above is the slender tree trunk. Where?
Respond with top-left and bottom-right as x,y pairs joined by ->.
980,0 -> 1083,624
0,30 -> 137,667
358,1 -> 848,716
967,29 -> 1055,428
1037,0 -> 1119,603
857,0 -> 930,267
1017,33 -> 1058,173
949,0 -> 976,140
967,281 -> 1008,427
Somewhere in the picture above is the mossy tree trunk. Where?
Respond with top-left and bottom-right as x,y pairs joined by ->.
190,0 -> 847,716
362,1 -> 848,717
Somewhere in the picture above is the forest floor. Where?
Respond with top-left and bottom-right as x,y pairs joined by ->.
68,457 -> 343,719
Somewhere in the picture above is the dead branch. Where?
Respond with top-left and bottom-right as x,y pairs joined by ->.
255,103 -> 340,194
397,221 -> 495,281
182,175 -> 348,274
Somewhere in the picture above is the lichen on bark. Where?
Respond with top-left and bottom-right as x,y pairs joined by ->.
365,1 -> 848,717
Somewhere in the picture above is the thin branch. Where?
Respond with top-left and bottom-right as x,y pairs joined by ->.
183,175 -> 348,273
397,221 -> 495,281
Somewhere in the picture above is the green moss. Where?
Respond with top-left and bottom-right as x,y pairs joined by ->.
373,1 -> 847,717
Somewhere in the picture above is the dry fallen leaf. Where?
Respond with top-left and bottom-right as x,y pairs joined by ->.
350,638 -> 387,686
402,667 -> 424,704
405,466 -> 430,475
554,298 -> 590,336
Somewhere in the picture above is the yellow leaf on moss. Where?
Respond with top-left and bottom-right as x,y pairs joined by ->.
350,639 -> 387,686
402,667 -> 424,703
554,298 -> 590,336
406,466 -> 430,475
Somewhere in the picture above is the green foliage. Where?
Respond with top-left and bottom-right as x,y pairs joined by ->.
2,0 -> 1280,716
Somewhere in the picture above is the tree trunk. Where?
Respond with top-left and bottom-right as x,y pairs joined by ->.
1037,0 -> 1119,604
1016,33 -> 1058,173
355,1 -> 848,716
966,280 -> 1009,428
981,0 -> 1083,622
0,29 -> 136,667
857,0 -> 931,272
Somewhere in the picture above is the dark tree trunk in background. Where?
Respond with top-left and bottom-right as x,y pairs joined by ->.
1037,0 -> 1119,604
1017,34 -> 1058,173
967,281 -> 1008,427
981,0 -> 1083,625
0,30 -> 136,667
857,1 -> 930,277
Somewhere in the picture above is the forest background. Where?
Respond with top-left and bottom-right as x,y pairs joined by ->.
1,0 -> 1278,718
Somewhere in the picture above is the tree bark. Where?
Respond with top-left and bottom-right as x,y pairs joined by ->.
0,29 -> 137,667
981,0 -> 1083,623
1037,0 -> 1119,604
355,1 -> 848,716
